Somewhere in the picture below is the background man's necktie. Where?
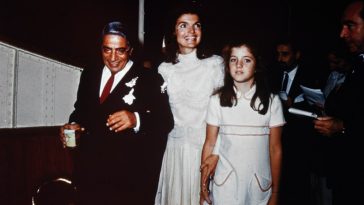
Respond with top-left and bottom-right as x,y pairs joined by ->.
281,72 -> 289,92
100,73 -> 115,104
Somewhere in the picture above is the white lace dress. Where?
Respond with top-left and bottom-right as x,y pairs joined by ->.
206,86 -> 285,205
155,50 -> 224,205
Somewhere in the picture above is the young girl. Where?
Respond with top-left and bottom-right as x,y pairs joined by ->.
155,2 -> 224,205
200,41 -> 285,205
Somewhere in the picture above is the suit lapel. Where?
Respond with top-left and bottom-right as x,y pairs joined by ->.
92,67 -> 104,104
102,64 -> 139,105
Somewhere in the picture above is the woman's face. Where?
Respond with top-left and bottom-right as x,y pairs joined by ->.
175,13 -> 202,54
229,45 -> 256,86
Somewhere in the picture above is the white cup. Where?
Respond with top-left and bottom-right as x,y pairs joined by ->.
64,129 -> 77,148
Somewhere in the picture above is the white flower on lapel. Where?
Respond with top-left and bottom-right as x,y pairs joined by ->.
125,77 -> 138,87
161,82 -> 167,93
123,88 -> 136,105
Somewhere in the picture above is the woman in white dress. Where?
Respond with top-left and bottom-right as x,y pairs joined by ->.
155,2 -> 224,205
200,41 -> 285,205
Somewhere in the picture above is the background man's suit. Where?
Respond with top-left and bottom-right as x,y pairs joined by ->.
270,62 -> 318,204
323,54 -> 364,204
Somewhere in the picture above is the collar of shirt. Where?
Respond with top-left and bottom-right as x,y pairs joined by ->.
99,60 -> 134,96
287,65 -> 298,79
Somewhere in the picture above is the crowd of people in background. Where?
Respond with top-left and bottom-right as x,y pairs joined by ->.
59,0 -> 363,204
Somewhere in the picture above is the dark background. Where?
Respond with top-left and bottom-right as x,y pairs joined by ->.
0,0 -> 352,69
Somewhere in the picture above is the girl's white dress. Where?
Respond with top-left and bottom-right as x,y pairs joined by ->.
155,50 -> 224,205
207,85 -> 285,205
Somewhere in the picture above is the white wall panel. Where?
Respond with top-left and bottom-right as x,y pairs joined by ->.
0,41 -> 82,128
16,51 -> 47,127
0,44 -> 16,128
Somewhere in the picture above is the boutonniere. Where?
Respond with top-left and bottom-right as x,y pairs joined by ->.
161,82 -> 167,93
125,77 -> 138,88
123,88 -> 136,105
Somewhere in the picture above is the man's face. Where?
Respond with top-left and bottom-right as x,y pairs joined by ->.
276,44 -> 298,70
340,1 -> 364,54
102,34 -> 132,74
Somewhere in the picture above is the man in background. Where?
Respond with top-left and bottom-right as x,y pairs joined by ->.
314,1 -> 364,204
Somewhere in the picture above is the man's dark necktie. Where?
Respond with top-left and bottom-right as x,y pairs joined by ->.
281,72 -> 289,92
100,73 -> 115,104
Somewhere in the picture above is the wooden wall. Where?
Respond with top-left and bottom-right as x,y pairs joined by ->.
0,126 -> 74,205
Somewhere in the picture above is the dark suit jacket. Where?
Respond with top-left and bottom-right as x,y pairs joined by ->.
69,62 -> 173,204
324,54 -> 364,183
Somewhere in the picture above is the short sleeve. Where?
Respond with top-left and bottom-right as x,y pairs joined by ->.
206,94 -> 222,155
269,94 -> 286,127
206,95 -> 221,126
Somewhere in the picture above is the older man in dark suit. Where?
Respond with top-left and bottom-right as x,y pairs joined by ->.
314,1 -> 364,204
60,21 -> 173,205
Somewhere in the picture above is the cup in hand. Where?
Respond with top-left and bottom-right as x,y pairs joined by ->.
64,129 -> 78,148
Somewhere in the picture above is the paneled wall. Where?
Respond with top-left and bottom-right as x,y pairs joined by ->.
0,41 -> 82,129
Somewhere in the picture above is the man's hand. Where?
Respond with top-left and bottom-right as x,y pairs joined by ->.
107,110 -> 136,132
314,116 -> 344,136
